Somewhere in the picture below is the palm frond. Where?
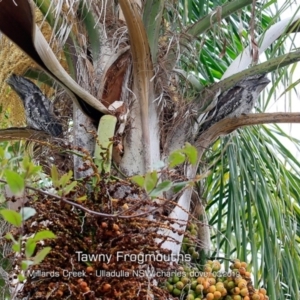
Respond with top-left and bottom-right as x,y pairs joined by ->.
205,125 -> 300,298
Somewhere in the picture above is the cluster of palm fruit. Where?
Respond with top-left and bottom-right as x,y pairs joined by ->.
165,224 -> 269,299
181,223 -> 200,261
166,260 -> 268,300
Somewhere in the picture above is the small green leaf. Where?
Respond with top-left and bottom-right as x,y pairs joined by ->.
25,238 -> 36,257
144,171 -> 158,193
182,142 -> 198,165
0,147 -> 4,158
33,230 -> 56,242
212,139 -> 220,151
21,260 -> 33,271
168,151 -> 186,168
152,160 -> 165,169
6,233 -> 19,250
63,181 -> 77,195
27,164 -> 41,177
173,181 -> 189,193
4,170 -> 25,195
33,247 -> 51,264
51,165 -> 59,187
21,156 -> 30,169
131,175 -> 145,187
0,209 -> 22,226
18,273 -> 27,282
76,195 -> 87,201
149,180 -> 173,197
59,171 -> 73,187
12,242 -> 21,253
5,232 -> 14,241
20,207 -> 36,221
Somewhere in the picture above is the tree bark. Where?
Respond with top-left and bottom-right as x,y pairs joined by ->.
196,112 -> 300,155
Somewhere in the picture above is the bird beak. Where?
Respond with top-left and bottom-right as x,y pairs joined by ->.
257,76 -> 270,92
260,77 -> 270,85
6,74 -> 18,87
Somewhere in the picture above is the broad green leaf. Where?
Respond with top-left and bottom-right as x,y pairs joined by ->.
182,143 -> 198,165
168,151 -> 186,168
144,171 -> 158,193
131,175 -> 145,187
25,238 -> 36,257
149,180 -> 173,197
4,170 -> 24,195
33,247 -> 51,264
0,209 -> 22,227
173,181 -> 189,193
33,230 -> 56,242
20,207 -> 36,221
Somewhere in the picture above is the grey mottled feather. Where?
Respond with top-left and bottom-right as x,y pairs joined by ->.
6,74 -> 63,137
198,74 -> 270,135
